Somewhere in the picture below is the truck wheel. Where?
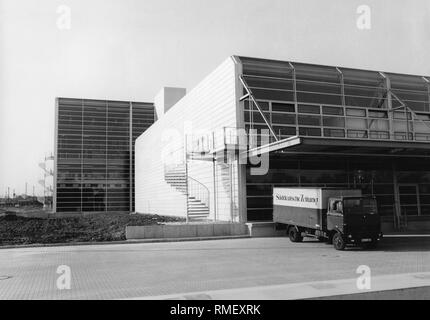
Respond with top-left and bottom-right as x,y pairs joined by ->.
333,232 -> 346,251
288,227 -> 303,243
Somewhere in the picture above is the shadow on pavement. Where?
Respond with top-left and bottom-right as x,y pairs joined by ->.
303,236 -> 430,252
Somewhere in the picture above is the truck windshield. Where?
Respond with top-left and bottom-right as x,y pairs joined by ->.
343,198 -> 378,215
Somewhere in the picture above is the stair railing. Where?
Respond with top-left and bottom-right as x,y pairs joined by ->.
164,163 -> 210,211
188,177 -> 210,210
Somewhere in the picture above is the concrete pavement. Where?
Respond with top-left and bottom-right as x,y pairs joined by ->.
136,272 -> 430,300
0,236 -> 429,299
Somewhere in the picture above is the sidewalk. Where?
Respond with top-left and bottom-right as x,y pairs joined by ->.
132,272 -> 430,300
1,232 -> 429,250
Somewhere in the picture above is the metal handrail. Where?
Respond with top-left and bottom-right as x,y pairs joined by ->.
188,177 -> 210,209
163,162 -> 210,210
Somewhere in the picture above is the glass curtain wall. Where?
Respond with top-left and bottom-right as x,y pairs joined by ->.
246,156 -> 430,222
240,57 -> 430,143
239,57 -> 430,222
56,98 -> 154,213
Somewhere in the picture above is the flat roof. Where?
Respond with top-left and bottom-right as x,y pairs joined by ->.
236,56 -> 430,79
245,136 -> 430,158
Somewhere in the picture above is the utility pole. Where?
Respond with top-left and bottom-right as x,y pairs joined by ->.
25,182 -> 28,197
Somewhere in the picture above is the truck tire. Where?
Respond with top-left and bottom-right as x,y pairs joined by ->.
333,232 -> 346,251
288,226 -> 303,243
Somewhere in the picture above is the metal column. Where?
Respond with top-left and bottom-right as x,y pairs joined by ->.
392,162 -> 401,230
129,102 -> 133,213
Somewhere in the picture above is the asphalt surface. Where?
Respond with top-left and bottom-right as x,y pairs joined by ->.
0,236 -> 429,300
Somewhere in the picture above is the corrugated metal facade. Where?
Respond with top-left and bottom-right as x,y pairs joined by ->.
135,57 -> 243,220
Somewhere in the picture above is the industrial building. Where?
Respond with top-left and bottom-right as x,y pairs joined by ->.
135,56 -> 430,233
54,98 -> 155,213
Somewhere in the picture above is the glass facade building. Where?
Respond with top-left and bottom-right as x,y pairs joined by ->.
54,98 -> 155,213
239,57 -> 430,224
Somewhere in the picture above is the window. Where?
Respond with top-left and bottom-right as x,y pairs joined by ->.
415,113 -> 430,121
298,115 -> 321,126
272,112 -> 296,125
388,73 -> 430,112
297,92 -> 342,105
298,104 -> 320,114
394,132 -> 413,140
299,127 -> 321,136
273,126 -> 297,137
368,119 -> 389,131
342,69 -> 386,109
323,106 -> 344,116
393,112 -> 412,120
324,129 -> 345,138
346,108 -> 366,117
252,89 -> 295,102
245,111 -> 270,124
323,117 -> 345,128
245,100 -> 269,111
415,133 -> 430,141
369,131 -> 389,140
347,130 -> 367,138
244,76 -> 294,91
346,118 -> 367,130
272,102 -> 295,113
368,110 -> 388,118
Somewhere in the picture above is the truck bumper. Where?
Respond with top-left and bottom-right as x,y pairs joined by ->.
346,232 -> 383,244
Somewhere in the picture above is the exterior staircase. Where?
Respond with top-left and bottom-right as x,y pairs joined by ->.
164,164 -> 210,221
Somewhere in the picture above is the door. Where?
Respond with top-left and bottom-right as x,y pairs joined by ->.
327,198 -> 344,232
398,184 -> 421,216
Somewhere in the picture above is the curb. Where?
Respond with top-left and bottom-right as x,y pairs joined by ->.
129,272 -> 430,300
0,233 -> 428,250
0,235 -> 251,250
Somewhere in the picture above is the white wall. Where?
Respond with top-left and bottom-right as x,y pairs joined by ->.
135,57 -> 241,220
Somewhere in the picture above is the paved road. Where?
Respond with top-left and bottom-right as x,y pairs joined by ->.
0,237 -> 429,300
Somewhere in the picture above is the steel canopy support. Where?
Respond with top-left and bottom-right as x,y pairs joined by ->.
424,77 -> 430,113
239,93 -> 250,102
381,72 -> 430,135
380,72 -> 394,138
390,90 -> 430,132
289,62 -> 299,136
336,67 -> 346,107
239,75 -> 279,142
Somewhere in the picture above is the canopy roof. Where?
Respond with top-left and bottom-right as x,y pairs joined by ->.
245,136 -> 430,158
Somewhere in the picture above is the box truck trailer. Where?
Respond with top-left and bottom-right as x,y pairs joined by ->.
273,188 -> 383,250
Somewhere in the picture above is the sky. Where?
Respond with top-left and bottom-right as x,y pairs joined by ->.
0,0 -> 429,196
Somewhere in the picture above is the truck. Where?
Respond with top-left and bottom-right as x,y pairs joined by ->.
273,187 -> 383,250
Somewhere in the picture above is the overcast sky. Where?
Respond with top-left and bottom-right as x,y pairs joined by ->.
0,0 -> 429,196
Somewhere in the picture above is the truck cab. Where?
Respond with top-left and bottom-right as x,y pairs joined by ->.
327,196 -> 383,250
